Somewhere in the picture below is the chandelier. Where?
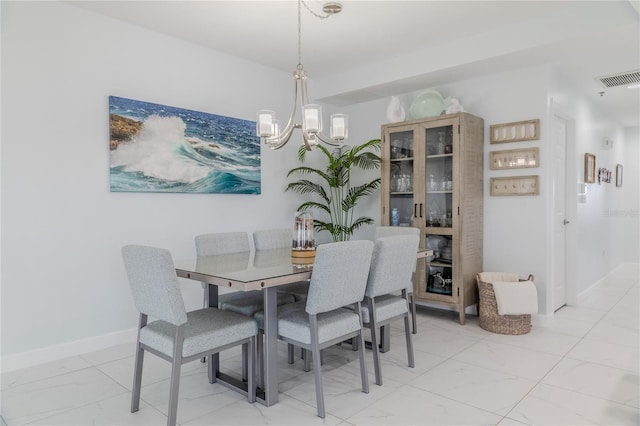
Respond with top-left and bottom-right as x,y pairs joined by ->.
256,0 -> 347,151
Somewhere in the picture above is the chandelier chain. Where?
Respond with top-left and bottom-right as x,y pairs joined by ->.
297,0 -> 303,68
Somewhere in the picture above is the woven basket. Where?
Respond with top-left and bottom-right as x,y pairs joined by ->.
477,274 -> 533,335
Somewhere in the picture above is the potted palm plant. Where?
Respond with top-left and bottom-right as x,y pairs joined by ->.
286,139 -> 381,242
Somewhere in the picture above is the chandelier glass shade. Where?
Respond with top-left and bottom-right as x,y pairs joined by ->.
256,0 -> 347,151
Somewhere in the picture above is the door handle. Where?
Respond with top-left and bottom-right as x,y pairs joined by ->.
414,203 -> 418,218
419,203 -> 423,218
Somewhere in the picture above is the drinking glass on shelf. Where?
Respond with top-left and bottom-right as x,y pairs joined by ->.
427,174 -> 436,192
402,137 -> 412,157
437,131 -> 445,155
391,140 -> 400,159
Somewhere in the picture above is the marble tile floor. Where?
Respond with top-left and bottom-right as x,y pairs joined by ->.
2,264 -> 638,425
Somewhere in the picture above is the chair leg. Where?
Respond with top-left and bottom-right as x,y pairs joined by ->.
167,361 -> 182,426
242,345 -> 248,382
167,328 -> 184,426
367,298 -> 383,386
287,343 -> 295,364
256,330 -> 264,390
356,303 -> 369,394
201,283 -> 208,363
404,313 -> 415,368
246,339 -> 256,403
131,342 -> 144,413
303,348 -> 311,372
309,315 -> 325,418
410,292 -> 417,334
131,314 -> 147,413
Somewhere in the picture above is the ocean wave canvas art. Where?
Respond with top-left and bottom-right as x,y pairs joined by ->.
109,96 -> 261,194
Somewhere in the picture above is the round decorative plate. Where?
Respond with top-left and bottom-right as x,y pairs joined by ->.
409,90 -> 444,119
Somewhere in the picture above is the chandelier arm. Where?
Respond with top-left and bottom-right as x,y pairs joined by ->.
300,71 -> 310,106
314,131 -> 342,146
279,70 -> 303,138
264,123 -> 296,149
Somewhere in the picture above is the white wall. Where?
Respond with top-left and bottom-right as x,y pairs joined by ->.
548,71 -> 634,296
622,127 -> 640,263
344,65 -> 634,315
1,1 -> 305,361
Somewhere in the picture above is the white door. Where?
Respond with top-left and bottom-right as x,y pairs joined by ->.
552,115 -> 567,311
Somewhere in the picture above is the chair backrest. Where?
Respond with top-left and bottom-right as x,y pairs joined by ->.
121,245 -> 187,326
305,240 -> 374,315
195,232 -> 250,256
374,226 -> 420,273
365,235 -> 420,298
253,228 -> 291,251
374,226 -> 420,240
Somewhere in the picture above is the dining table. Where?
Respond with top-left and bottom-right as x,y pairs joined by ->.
174,247 -> 309,406
174,246 -> 431,407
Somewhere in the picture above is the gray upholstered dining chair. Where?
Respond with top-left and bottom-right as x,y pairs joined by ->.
362,234 -> 419,385
374,226 -> 420,333
276,240 -> 374,418
195,232 -> 295,379
253,228 -> 310,302
195,231 -> 295,314
121,245 -> 257,426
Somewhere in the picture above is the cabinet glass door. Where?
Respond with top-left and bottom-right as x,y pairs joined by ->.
388,130 -> 415,227
424,125 -> 454,297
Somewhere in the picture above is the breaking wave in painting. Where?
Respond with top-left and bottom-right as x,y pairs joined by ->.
109,96 -> 261,194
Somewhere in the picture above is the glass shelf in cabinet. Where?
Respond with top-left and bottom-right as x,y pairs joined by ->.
426,287 -> 453,295
429,260 -> 453,268
425,227 -> 453,235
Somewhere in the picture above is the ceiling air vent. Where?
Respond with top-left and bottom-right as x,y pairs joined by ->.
596,70 -> 640,88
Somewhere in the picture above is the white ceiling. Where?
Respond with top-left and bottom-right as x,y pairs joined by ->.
69,0 -> 640,127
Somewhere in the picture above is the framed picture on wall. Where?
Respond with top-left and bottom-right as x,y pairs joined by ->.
109,96 -> 261,194
616,164 -> 623,187
584,153 -> 596,183
489,147 -> 540,170
490,175 -> 540,196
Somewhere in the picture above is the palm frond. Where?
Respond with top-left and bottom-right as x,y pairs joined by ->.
286,138 -> 381,241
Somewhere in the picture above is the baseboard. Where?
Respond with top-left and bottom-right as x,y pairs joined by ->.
576,262 -> 639,300
1,327 -> 137,373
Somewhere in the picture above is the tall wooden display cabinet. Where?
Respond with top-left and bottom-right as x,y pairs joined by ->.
381,112 -> 483,324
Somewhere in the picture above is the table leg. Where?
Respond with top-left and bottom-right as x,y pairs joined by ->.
262,286 -> 279,406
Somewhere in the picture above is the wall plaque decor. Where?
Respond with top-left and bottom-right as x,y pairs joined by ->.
109,96 -> 261,194
584,153 -> 596,183
490,147 -> 539,170
598,167 -> 612,184
616,164 -> 623,187
490,119 -> 540,143
490,175 -> 540,196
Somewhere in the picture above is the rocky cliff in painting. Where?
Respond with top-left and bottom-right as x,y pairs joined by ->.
110,114 -> 142,150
